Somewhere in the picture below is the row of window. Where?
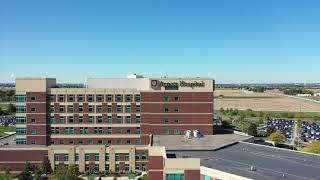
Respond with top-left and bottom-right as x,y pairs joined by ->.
51,94 -> 141,103
50,127 -> 141,135
50,138 -> 142,145
54,152 -> 147,162
50,115 -> 141,124
16,95 -> 26,102
50,104 -> 141,113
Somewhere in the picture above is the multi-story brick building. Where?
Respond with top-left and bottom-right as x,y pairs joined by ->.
0,76 -> 214,179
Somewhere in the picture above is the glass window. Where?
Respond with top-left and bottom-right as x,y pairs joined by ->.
115,153 -> 120,161
174,107 -> 179,112
16,95 -> 26,102
79,116 -> 83,123
116,95 -> 122,102
115,164 -> 120,173
166,174 -> 185,180
135,153 -> 139,160
78,95 -> 84,102
125,105 -> 131,113
174,129 -> 180,135
88,95 -> 94,102
126,139 -> 131,144
97,105 -> 103,113
97,116 -> 103,123
135,94 -> 141,102
126,129 -> 131,133
174,119 -> 179,123
136,139 -> 141,145
117,139 -> 122,145
31,139 -> 37,144
97,95 -> 103,102
126,116 -> 131,123
117,116 -> 122,123
59,116 -> 65,123
50,105 -> 54,113
136,105 -> 141,112
107,95 -> 113,102
16,106 -> 26,113
85,153 -> 90,161
69,116 -> 74,123
107,105 -> 112,113
58,95 -> 64,102
204,175 -> 211,180
50,95 -> 55,102
125,164 -> 129,172
117,128 -> 122,133
125,95 -> 132,102
64,154 -> 69,161
31,129 -> 37,135
117,105 -> 122,112
108,116 -> 113,123
59,105 -> 65,112
59,139 -> 64,144
88,116 -> 94,123
16,116 -> 27,124
16,128 -> 27,135
54,154 -> 60,161
136,127 -> 141,134
165,96 -> 170,101
107,127 -> 112,134
70,127 -> 75,134
94,153 -> 99,161
69,139 -> 73,144
105,153 -> 109,161
68,105 -> 74,113
75,153 -> 79,161
16,138 -> 27,145
164,129 -> 170,135
65,127 -> 69,134
141,153 -> 147,160
174,97 -> 179,101
68,95 -> 74,102
88,105 -> 93,112
78,105 -> 83,112
136,116 -> 141,123
165,108 -> 169,112
89,139 -> 94,145
164,119 -> 170,124
84,127 -> 89,134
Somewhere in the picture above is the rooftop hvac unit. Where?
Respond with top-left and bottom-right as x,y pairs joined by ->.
185,130 -> 192,139
193,130 -> 200,138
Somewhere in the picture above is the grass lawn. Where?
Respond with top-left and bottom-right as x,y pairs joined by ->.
0,126 -> 16,137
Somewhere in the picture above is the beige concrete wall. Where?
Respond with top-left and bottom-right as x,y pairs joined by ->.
16,78 -> 56,93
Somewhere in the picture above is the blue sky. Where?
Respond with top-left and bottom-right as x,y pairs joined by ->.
0,0 -> 319,83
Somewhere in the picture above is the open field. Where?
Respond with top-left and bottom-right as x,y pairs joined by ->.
215,89 -> 320,112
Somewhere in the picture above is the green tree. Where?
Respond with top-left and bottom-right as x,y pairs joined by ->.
302,140 -> 320,154
268,132 -> 286,145
219,107 -> 225,115
257,117 -> 264,125
34,169 -> 44,180
18,162 -> 33,180
266,126 -> 276,137
247,123 -> 258,136
42,156 -> 52,175
0,166 -> 12,180
53,165 -> 81,180
7,103 -> 15,113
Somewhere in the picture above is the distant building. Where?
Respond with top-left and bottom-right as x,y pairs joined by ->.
296,94 -> 312,97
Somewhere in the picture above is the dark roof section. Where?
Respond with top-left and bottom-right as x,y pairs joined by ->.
168,142 -> 320,180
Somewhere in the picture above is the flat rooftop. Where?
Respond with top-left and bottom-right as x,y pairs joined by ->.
168,142 -> 320,180
153,134 -> 251,151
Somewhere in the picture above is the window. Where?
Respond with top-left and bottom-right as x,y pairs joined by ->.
135,94 -> 141,102
16,95 -> 26,102
75,153 -> 79,161
78,95 -> 84,102
136,139 -> 141,145
105,153 -> 109,161
69,139 -> 73,144
164,129 -> 170,135
16,138 -> 27,145
50,139 -> 55,145
97,116 -> 103,123
108,116 -> 113,123
88,105 -> 94,113
16,106 -> 26,113
117,128 -> 122,133
174,129 -> 180,135
126,140 -> 131,144
125,164 -> 130,172
107,140 -> 112,144
16,128 -> 27,135
126,129 -> 131,133
97,95 -> 103,102
85,153 -> 90,161
16,116 -> 27,124
174,119 -> 179,123
141,153 -> 147,160
115,164 -> 120,173
117,105 -> 122,112
88,116 -> 94,123
105,164 -> 110,171
97,105 -> 103,113
107,127 -> 112,134
174,107 -> 179,112
59,95 -> 64,102
164,119 -> 170,124
30,96 -> 36,101
31,107 -> 36,112
166,174 -> 185,180
65,127 -> 70,134
88,95 -> 94,102
135,153 -> 139,160
117,116 -> 122,123
136,105 -> 141,112
107,95 -> 113,102
136,116 -> 141,123
115,153 -> 120,161
68,95 -> 74,102
59,116 -> 65,123
59,105 -> 65,112
31,118 -> 35,123
136,127 -> 141,134
68,105 -> 74,113
54,154 -> 60,161
165,96 -> 170,101
79,140 -> 83,145
98,140 -> 103,144
31,129 -> 37,135
64,154 -> 69,161
126,116 -> 131,123
50,105 -> 54,113
165,108 -> 169,112
116,95 -> 122,102
204,175 -> 211,180
78,105 -> 83,112
117,139 -> 122,145
125,95 -> 132,102
84,127 -> 89,134
31,139 -> 37,144
79,116 -> 83,123
94,153 -> 99,161
50,95 -> 55,102
70,127 -> 75,134
69,116 -> 74,123
89,139 -> 94,145
59,139 -> 64,144
125,105 -> 131,113
79,127 -> 84,134
174,97 -> 179,101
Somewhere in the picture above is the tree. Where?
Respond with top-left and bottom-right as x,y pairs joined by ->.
268,132 -> 286,145
53,165 -> 81,180
257,117 -> 264,125
7,103 -> 15,113
302,140 -> 320,154
296,118 -> 303,135
266,127 -> 276,137
18,162 -> 33,180
34,169 -> 44,180
42,156 -> 52,175
247,123 -> 258,136
0,166 -> 12,180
